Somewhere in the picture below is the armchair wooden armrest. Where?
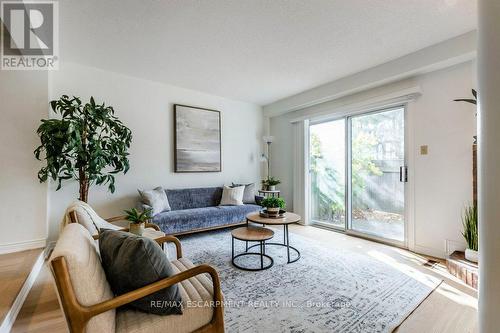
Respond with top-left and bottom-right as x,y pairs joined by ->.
51,257 -> 224,333
92,234 -> 183,259
154,235 -> 183,259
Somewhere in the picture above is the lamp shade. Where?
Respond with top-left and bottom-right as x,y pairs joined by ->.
262,135 -> 274,144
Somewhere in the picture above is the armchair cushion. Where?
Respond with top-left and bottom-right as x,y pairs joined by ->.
99,230 -> 183,315
116,258 -> 215,333
50,223 -> 116,333
62,200 -> 122,235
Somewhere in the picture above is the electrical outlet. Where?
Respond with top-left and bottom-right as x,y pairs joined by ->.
420,145 -> 428,155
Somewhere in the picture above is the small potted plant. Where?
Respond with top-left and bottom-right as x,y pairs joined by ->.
262,177 -> 281,191
261,197 -> 286,216
462,205 -> 478,262
125,208 -> 152,236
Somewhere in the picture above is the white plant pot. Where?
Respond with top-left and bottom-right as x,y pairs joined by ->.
268,185 -> 276,191
465,248 -> 478,263
129,222 -> 145,236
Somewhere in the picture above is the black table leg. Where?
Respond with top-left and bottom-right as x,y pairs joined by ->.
246,224 -> 300,264
260,241 -> 264,269
285,224 -> 290,263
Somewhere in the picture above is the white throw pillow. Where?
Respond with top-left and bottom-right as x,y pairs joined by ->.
219,186 -> 245,206
138,187 -> 171,215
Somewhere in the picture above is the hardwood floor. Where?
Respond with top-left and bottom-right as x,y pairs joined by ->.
0,248 -> 43,325
11,225 -> 478,332
11,266 -> 67,333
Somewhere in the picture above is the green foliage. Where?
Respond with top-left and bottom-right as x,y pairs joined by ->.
310,133 -> 345,221
454,89 -> 477,105
351,132 -> 383,198
462,205 -> 478,251
260,197 -> 286,209
34,95 -> 132,201
262,177 -> 281,186
125,208 -> 152,224
310,122 -> 385,222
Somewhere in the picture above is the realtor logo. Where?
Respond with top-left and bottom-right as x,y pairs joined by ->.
1,1 -> 58,70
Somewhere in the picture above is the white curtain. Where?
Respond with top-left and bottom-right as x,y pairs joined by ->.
292,119 -> 310,225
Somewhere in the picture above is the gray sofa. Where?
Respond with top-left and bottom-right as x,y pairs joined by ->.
140,187 -> 262,235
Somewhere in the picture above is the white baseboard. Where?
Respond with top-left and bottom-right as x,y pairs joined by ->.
413,244 -> 446,259
0,249 -> 46,333
445,239 -> 466,256
0,239 -> 46,255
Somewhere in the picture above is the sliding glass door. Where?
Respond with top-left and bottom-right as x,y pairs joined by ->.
310,119 -> 346,229
309,107 -> 406,245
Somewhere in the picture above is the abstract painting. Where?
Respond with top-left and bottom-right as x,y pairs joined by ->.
174,104 -> 221,172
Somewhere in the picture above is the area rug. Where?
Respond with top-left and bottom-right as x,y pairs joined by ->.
177,228 -> 441,333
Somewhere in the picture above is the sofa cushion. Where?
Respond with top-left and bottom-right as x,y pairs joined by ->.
138,187 -> 171,215
219,186 -> 245,206
116,257 -> 214,333
99,230 -> 183,315
166,187 -> 222,211
50,223 -> 116,333
231,182 -> 257,204
153,204 -> 261,234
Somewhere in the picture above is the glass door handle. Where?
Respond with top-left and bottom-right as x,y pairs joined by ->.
399,166 -> 408,182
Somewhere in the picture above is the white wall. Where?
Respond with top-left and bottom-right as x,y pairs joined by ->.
0,71 -> 48,253
46,62 -> 263,240
270,62 -> 476,258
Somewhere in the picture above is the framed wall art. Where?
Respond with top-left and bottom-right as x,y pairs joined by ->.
174,104 -> 221,172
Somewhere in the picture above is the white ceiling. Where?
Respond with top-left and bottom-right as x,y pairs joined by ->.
59,0 -> 477,106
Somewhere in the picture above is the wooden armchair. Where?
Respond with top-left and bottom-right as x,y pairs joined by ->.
50,223 -> 225,333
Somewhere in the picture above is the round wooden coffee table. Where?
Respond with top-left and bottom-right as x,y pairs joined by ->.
231,226 -> 274,271
246,212 -> 301,264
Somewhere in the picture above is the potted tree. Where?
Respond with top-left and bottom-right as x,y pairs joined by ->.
462,205 -> 478,263
125,208 -> 152,236
34,95 -> 132,202
261,197 -> 286,216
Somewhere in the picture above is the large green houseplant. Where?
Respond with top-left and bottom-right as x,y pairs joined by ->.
34,95 -> 132,202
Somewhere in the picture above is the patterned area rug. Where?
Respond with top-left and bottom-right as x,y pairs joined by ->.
178,228 -> 441,333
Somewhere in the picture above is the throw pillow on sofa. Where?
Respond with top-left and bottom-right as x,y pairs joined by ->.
99,229 -> 183,315
138,186 -> 171,215
231,182 -> 257,204
219,185 -> 245,206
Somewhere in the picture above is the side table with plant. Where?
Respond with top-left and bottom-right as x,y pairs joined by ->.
125,208 -> 152,236
261,197 -> 286,216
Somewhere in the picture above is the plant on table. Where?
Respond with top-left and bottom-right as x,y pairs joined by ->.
260,197 -> 286,215
462,204 -> 478,263
34,95 -> 132,203
125,208 -> 152,236
262,177 -> 281,191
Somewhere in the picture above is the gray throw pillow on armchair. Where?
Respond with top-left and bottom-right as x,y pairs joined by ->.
99,229 -> 183,315
231,182 -> 257,204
